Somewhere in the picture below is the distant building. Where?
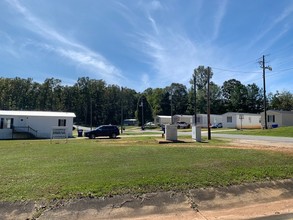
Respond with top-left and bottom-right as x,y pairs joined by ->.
173,115 -> 193,124
155,112 -> 264,129
0,110 -> 76,139
261,110 -> 293,128
222,112 -> 261,129
123,119 -> 138,126
173,114 -> 222,127
155,114 -> 223,127
155,115 -> 172,126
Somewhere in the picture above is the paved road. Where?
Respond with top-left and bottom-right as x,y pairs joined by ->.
204,132 -> 293,144
176,130 -> 293,145
76,125 -> 293,145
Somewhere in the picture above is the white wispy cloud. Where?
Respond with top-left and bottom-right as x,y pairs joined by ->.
5,0 -> 124,84
141,73 -> 150,88
149,0 -> 162,11
147,15 -> 160,35
212,0 -> 228,41
132,0 -> 235,89
56,48 -> 121,79
134,2 -> 231,89
249,2 -> 293,49
0,31 -> 20,58
139,29 -> 213,88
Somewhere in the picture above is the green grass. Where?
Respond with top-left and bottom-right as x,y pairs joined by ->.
221,126 -> 293,137
0,137 -> 292,202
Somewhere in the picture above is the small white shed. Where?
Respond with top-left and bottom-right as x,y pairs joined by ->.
261,110 -> 293,128
222,112 -> 261,129
0,110 -> 76,139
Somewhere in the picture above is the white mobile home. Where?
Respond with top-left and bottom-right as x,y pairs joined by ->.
173,114 -> 223,127
173,115 -> 193,124
261,110 -> 293,128
195,114 -> 223,127
222,112 -> 261,129
0,110 -> 76,139
155,115 -> 172,126
123,119 -> 138,126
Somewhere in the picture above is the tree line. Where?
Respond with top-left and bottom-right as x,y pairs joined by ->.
0,66 -> 292,126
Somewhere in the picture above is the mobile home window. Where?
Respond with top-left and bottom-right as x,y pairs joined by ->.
267,115 -> 275,123
227,116 -> 232,123
58,119 -> 66,127
0,118 -> 13,129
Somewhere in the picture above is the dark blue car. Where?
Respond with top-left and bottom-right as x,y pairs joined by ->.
84,125 -> 120,139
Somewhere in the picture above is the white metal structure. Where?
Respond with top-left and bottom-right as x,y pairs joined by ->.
0,110 -> 76,139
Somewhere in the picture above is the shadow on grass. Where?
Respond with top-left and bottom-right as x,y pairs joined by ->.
157,139 -> 210,144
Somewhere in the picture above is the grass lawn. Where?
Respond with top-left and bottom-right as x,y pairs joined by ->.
221,126 -> 293,137
0,137 -> 292,202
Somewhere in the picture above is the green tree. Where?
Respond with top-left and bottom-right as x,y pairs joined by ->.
136,94 -> 153,126
189,66 -> 216,114
210,82 -> 223,114
37,78 -> 62,111
222,79 -> 248,112
144,88 -> 165,117
246,83 -> 263,113
269,90 -> 293,111
166,83 -> 188,115
121,87 -> 138,120
74,77 -> 107,126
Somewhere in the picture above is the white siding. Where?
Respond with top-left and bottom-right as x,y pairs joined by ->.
0,111 -> 75,139
262,110 -> 293,127
155,115 -> 171,125
0,129 -> 12,139
222,113 -> 261,129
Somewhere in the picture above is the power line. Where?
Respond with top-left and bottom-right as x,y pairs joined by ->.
212,67 -> 261,74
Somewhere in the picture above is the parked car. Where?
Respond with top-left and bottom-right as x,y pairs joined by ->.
211,123 -> 223,128
176,121 -> 190,129
145,122 -> 156,128
84,125 -> 120,139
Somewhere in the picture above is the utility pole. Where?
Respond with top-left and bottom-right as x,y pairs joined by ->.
207,67 -> 211,140
120,87 -> 123,134
90,99 -> 93,131
169,90 -> 173,124
260,55 -> 272,129
141,98 -> 144,130
193,69 -> 197,126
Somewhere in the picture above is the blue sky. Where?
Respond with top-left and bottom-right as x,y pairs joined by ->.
1,0 -> 293,93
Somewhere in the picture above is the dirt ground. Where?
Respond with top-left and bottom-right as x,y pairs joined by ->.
0,140 -> 292,220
